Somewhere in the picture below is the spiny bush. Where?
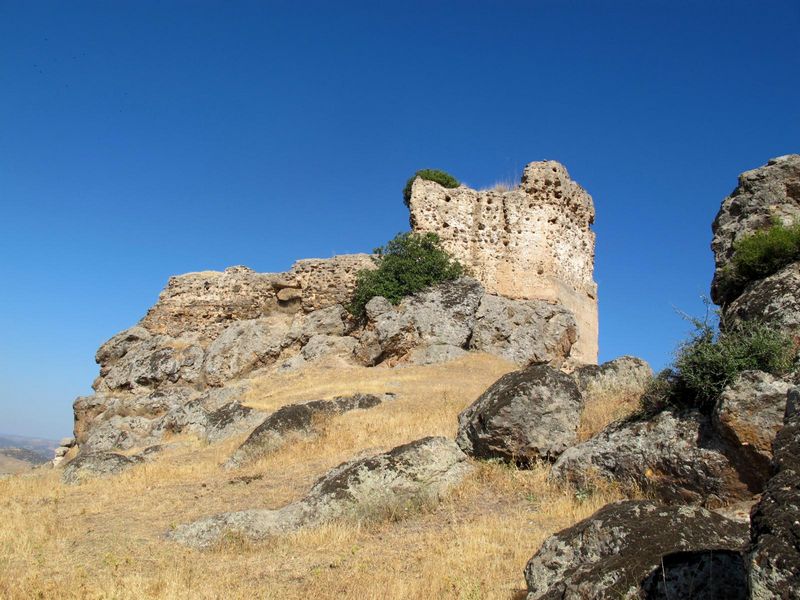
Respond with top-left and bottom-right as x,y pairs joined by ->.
641,312 -> 795,414
717,219 -> 800,301
402,169 -> 460,208
349,232 -> 465,318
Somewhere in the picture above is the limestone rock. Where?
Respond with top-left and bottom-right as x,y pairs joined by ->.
408,344 -> 467,365
203,318 -> 288,386
409,160 -> 598,362
524,500 -> 748,600
551,410 -> 750,505
571,355 -> 653,395
747,387 -> 800,598
288,304 -> 347,344
711,154 -> 800,305
402,278 -> 484,348
713,370 -> 792,491
224,394 -> 388,469
62,451 -> 144,484
456,364 -> 583,464
469,295 -> 576,366
301,335 -> 357,364
170,437 -> 471,548
723,262 -> 800,343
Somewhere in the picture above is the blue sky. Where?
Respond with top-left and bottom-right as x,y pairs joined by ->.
1,1 -> 798,439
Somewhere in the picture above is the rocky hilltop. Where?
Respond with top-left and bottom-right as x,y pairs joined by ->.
69,161 -> 596,458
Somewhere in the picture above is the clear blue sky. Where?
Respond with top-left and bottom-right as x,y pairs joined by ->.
1,1 -> 798,439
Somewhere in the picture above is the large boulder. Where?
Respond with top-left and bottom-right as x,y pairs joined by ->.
468,295 -> 576,367
723,262 -> 800,343
712,370 -> 792,491
224,394 -> 387,468
747,387 -> 800,598
169,437 -> 472,548
711,154 -> 800,305
61,449 -> 164,484
551,409 -> 750,505
524,500 -> 748,600
203,318 -> 288,385
456,365 -> 583,465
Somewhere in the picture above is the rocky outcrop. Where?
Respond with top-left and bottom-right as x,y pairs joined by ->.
571,355 -> 653,396
409,161 -> 598,362
712,370 -> 792,491
747,387 -> 800,598
711,154 -> 800,305
62,445 -> 165,484
551,410 -> 750,505
723,262 -> 800,342
224,394 -> 390,469
169,437 -> 472,548
456,365 -> 583,465
524,500 -> 748,600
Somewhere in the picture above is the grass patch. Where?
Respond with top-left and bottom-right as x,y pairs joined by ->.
402,168 -> 459,208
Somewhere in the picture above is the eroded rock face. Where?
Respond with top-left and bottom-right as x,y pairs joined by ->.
710,154 -> 800,305
524,500 -> 748,600
169,437 -> 472,548
551,410 -> 750,505
571,355 -> 653,396
469,295 -> 576,367
203,318 -> 289,386
224,394 -> 388,469
456,365 -> 583,464
409,160 -> 598,362
747,387 -> 800,598
723,262 -> 800,343
713,370 -> 792,491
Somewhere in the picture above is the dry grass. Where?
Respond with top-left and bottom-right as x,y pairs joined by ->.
577,377 -> 649,442
0,353 -> 633,599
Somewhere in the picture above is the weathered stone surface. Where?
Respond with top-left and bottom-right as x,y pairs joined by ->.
408,344 -> 467,365
141,266 -> 281,340
301,335 -> 358,363
224,394 -> 387,468
469,295 -> 576,366
747,387 -> 800,598
289,254 -> 376,312
571,355 -> 653,395
456,364 -> 583,464
170,437 -> 471,548
713,370 -> 791,491
524,500 -> 748,600
288,304 -> 347,344
551,410 -> 750,505
62,451 -> 143,484
203,318 -> 289,386
410,160 -> 598,362
723,262 -> 800,343
711,154 -> 800,304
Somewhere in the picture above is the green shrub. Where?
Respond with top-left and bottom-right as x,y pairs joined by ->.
402,169 -> 460,208
717,220 -> 800,301
349,232 -> 465,317
641,313 -> 795,414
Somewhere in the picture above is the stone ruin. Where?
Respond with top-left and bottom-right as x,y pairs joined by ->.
409,160 -> 598,363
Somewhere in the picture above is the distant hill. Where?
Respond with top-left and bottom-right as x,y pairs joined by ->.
0,434 -> 58,474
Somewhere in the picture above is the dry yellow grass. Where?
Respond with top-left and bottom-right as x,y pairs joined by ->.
0,354 -> 632,599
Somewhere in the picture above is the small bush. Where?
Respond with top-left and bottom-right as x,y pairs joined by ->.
641,312 -> 795,414
349,232 -> 465,318
402,169 -> 460,208
717,220 -> 800,301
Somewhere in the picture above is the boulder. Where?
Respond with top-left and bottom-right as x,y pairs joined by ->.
288,304 -> 347,344
224,394 -> 388,468
723,262 -> 800,343
170,437 -> 472,548
551,409 -> 750,505
711,154 -> 800,304
301,334 -> 357,363
747,387 -> 800,598
99,335 -> 204,391
524,500 -> 748,600
203,318 -> 288,386
468,295 -> 576,366
713,370 -> 792,490
571,355 -> 653,395
62,451 -> 144,484
408,344 -> 467,365
456,364 -> 583,465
